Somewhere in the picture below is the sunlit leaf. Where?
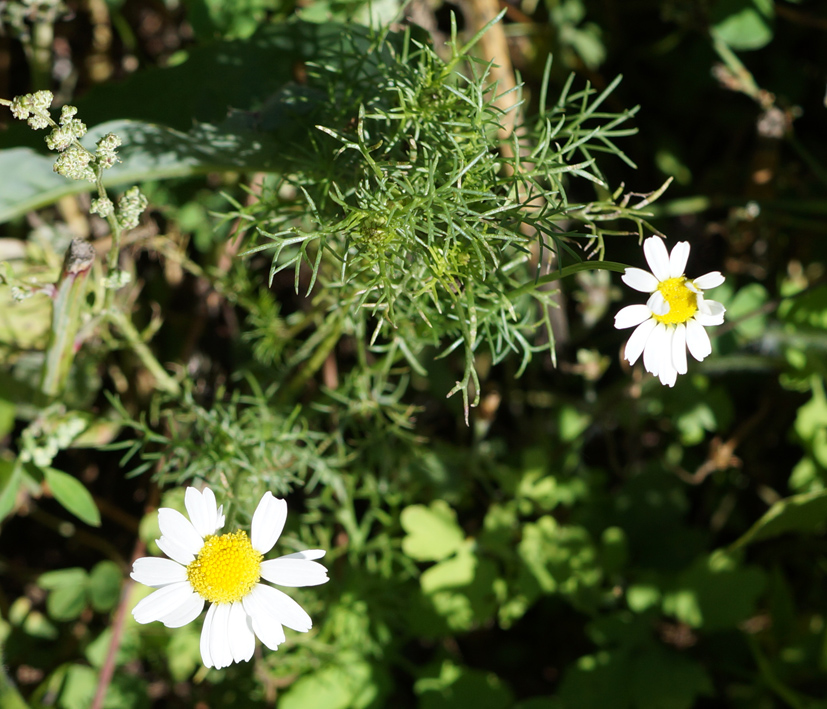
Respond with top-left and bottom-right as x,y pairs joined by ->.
43,467 -> 101,527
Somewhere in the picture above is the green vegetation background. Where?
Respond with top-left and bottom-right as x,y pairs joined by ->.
1,0 -> 827,707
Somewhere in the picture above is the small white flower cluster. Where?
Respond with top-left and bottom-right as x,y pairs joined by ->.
45,105 -> 87,152
7,92 -> 123,184
9,90 -> 53,129
19,408 -> 88,469
117,186 -> 148,230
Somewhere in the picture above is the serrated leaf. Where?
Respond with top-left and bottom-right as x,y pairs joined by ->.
43,467 -> 101,527
401,501 -> 465,562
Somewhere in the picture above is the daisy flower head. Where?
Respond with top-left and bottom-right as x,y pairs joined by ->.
131,487 -> 329,670
614,236 -> 726,387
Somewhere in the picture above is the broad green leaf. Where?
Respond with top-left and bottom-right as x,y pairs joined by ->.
416,661 -> 514,709
38,567 -> 88,590
43,467 -> 101,527
557,651 -> 633,709
730,489 -> 827,549
631,648 -> 714,709
662,552 -> 766,630
518,517 -> 601,602
727,283 -> 769,340
88,561 -> 123,612
420,546 -> 477,594
58,664 -> 97,709
794,378 -> 827,468
0,21 -> 413,224
0,120 -> 284,224
711,0 -> 774,51
47,585 -> 88,622
280,658 -> 386,709
401,501 -> 465,562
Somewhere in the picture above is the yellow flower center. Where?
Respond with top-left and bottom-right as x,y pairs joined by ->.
653,276 -> 698,325
186,530 -> 262,604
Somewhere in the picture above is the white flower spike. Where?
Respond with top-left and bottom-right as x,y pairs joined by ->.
614,236 -> 726,387
131,487 -> 329,670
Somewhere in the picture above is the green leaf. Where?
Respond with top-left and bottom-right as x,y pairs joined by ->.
401,501 -> 465,561
662,552 -> 766,630
420,546 -> 477,593
0,457 -> 22,523
631,648 -> 713,709
0,398 -> 14,438
711,0 -> 774,51
88,561 -> 123,612
47,585 -> 89,622
279,658 -> 387,709
0,21 -> 399,224
730,489 -> 827,549
727,283 -> 769,340
43,467 -> 101,527
416,661 -> 514,709
39,568 -> 88,622
558,651 -> 633,709
0,121 -> 285,224
38,567 -> 88,590
58,665 -> 97,709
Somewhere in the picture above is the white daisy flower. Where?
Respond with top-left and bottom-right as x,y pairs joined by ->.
131,487 -> 328,670
614,236 -> 726,387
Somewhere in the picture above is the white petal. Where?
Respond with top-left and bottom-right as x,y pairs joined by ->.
158,509 -> 204,557
280,550 -> 326,561
693,271 -> 725,290
161,592 -> 204,628
647,290 -> 670,316
643,323 -> 668,376
131,557 -> 187,588
658,328 -> 678,387
209,604 -> 234,670
624,318 -> 657,366
200,603 -> 217,669
694,311 -> 725,327
132,582 -> 195,625
669,241 -> 690,278
242,585 -> 286,651
260,558 -> 329,587
672,323 -> 688,375
251,492 -> 288,555
245,583 -> 313,633
622,268 -> 659,293
614,304 -> 652,330
185,487 -> 220,537
216,505 -> 226,531
643,237 -> 671,282
686,319 -> 712,361
228,601 -> 256,664
156,535 -> 198,566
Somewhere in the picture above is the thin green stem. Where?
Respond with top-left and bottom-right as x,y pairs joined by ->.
507,260 -> 628,299
107,310 -> 181,397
